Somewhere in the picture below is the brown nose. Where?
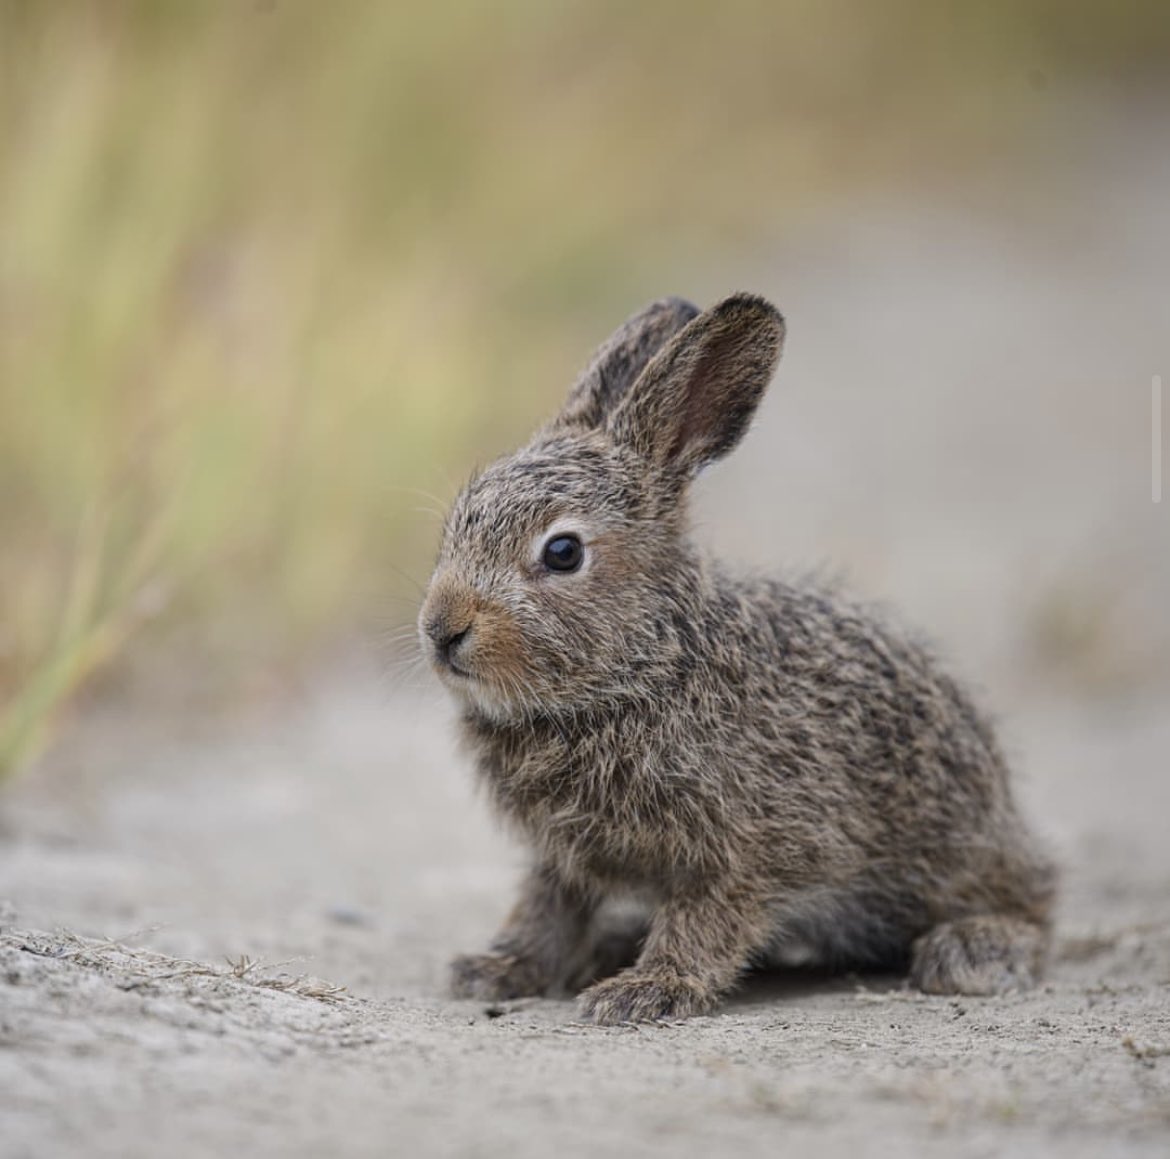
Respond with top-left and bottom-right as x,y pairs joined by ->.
420,575 -> 479,670
425,613 -> 472,666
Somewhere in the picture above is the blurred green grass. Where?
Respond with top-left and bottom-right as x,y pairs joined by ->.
2,0 -> 1168,774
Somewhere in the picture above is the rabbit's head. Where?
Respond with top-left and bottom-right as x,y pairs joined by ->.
419,294 -> 785,720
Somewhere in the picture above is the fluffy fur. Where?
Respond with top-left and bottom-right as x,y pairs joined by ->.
419,293 -> 1056,1024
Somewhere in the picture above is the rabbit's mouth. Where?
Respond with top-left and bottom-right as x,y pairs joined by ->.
429,645 -> 472,681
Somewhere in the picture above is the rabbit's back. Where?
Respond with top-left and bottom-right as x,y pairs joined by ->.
700,570 -> 1054,924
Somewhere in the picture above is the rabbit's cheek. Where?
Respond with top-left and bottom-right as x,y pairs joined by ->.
465,606 -> 530,688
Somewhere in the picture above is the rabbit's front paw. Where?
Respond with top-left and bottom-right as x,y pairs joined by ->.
449,951 -> 550,1001
578,969 -> 712,1025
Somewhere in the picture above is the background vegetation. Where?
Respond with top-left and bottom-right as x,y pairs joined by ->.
2,0 -> 1168,774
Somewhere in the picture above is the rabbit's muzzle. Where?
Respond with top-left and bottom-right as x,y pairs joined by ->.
420,576 -> 478,678
427,619 -> 471,675
418,573 -> 531,706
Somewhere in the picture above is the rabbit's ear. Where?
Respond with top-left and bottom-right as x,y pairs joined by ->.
553,297 -> 700,430
606,294 -> 784,477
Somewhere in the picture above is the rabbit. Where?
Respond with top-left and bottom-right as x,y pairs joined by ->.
418,293 -> 1056,1024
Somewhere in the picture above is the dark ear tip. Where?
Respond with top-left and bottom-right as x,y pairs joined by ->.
647,296 -> 702,324
710,293 -> 786,353
715,292 -> 784,325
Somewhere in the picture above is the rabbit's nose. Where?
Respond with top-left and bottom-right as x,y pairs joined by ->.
425,615 -> 473,670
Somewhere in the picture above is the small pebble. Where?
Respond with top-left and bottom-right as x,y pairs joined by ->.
326,905 -> 373,928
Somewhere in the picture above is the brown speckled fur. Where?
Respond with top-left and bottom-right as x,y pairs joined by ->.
419,294 -> 1056,1024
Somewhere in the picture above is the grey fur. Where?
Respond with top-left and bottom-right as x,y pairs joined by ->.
419,293 -> 1056,1024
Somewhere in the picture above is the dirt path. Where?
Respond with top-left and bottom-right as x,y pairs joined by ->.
2,682 -> 1168,1158
3,110 -> 1168,1158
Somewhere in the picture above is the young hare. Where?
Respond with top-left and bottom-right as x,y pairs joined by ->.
420,294 -> 1055,1024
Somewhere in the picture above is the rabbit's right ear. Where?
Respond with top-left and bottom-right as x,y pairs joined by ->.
606,293 -> 784,479
552,297 -> 700,431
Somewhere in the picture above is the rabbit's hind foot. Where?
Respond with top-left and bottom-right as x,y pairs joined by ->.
910,914 -> 1049,996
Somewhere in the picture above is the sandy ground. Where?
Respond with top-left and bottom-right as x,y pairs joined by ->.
2,106 -> 1169,1157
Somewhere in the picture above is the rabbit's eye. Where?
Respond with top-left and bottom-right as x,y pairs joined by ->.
542,534 -> 584,573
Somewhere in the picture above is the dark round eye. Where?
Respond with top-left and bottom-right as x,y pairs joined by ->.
542,534 -> 584,573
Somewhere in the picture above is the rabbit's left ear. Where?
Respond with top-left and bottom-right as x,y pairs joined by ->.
607,294 -> 785,477
553,297 -> 700,431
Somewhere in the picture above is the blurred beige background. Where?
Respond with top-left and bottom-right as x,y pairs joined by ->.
3,0 -> 1168,770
